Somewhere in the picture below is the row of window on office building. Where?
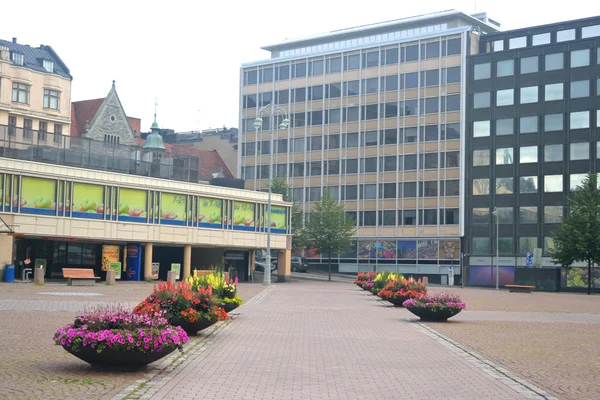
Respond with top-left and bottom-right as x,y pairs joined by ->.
243,38 -> 462,85
473,173 -> 595,195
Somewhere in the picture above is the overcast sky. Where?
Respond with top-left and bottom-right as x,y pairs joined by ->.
2,0 -> 596,132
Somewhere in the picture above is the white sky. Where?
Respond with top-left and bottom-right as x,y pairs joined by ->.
2,0 -> 597,132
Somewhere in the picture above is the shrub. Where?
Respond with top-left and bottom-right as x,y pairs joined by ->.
53,304 -> 188,354
403,293 -> 466,311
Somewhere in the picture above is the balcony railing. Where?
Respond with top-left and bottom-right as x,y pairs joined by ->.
0,125 -> 200,183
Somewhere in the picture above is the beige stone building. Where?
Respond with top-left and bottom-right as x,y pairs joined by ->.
0,38 -> 72,143
239,10 -> 499,282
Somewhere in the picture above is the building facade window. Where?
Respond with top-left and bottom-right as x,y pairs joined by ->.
520,86 -> 538,104
496,118 -> 514,136
544,144 -> 563,162
473,150 -> 490,166
545,83 -> 563,101
544,175 -> 563,192
473,120 -> 490,137
570,111 -> 590,129
43,89 -> 60,109
571,49 -> 590,68
544,114 -> 563,131
496,89 -> 514,106
520,56 -> 538,74
545,53 -> 563,71
474,92 -> 490,108
496,148 -> 513,165
570,142 -> 589,160
544,206 -> 563,223
12,82 -> 29,103
520,176 -> 538,193
497,60 -> 514,77
570,80 -> 589,98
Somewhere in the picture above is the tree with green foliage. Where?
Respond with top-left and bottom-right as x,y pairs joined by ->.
269,177 -> 303,250
300,190 -> 356,281
551,172 -> 600,294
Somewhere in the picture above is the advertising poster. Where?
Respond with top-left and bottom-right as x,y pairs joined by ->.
108,262 -> 122,280
72,183 -> 104,219
198,197 -> 222,228
469,266 -> 515,286
358,240 -> 396,259
171,263 -> 181,280
102,245 -> 120,271
397,241 -> 417,259
233,201 -> 255,231
418,240 -> 439,259
160,193 -> 186,226
439,240 -> 460,260
125,243 -> 142,281
119,188 -> 147,223
266,205 -> 286,233
151,262 -> 160,280
4,176 -> 19,212
20,177 -> 56,215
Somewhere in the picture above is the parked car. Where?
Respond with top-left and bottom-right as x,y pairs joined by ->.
255,260 -> 276,273
291,256 -> 308,272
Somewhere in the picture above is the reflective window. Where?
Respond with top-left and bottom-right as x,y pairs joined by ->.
497,60 -> 514,77
544,237 -> 555,255
445,180 -> 460,196
520,116 -> 538,134
496,177 -> 514,194
474,63 -> 491,80
544,175 -> 563,192
544,206 -> 563,223
598,141 -> 600,158
520,146 -> 538,163
570,173 -> 586,190
362,51 -> 379,68
472,208 -> 489,224
496,148 -> 514,165
404,45 -> 418,62
521,56 -> 538,74
344,54 -> 360,71
403,182 -> 417,198
403,209 -> 416,225
557,29 -> 576,42
473,120 -> 490,137
327,57 -> 342,73
544,114 -> 563,132
532,33 -> 551,46
520,207 -> 538,223
570,111 -> 590,129
509,36 -> 526,49
345,80 -> 359,96
405,72 -> 418,88
545,83 -> 563,101
422,181 -> 438,197
473,150 -> 490,166
582,25 -> 600,38
362,184 -> 377,199
383,75 -> 398,92
474,92 -> 490,108
496,207 -> 514,224
493,40 -> 504,51
445,151 -> 459,168
498,238 -> 513,254
496,89 -> 514,106
363,78 -> 378,94
404,127 -> 417,143
570,142 -> 589,160
472,238 -> 489,254
570,80 -> 589,98
443,66 -> 461,84
520,86 -> 538,104
519,237 -> 537,255
404,154 -> 417,170
544,144 -> 563,162
571,49 -> 590,68
496,118 -> 514,136
310,60 -> 324,76
383,48 -> 399,65
545,53 -> 564,71
520,176 -> 538,193
473,179 -> 490,195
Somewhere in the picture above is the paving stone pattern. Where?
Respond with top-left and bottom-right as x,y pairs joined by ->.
129,282 -> 542,400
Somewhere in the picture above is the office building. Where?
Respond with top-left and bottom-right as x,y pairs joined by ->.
239,10 -> 499,281
465,16 -> 600,289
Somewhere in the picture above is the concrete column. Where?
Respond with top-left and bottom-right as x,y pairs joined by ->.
167,270 -> 177,284
277,249 -> 291,282
106,269 -> 116,285
144,243 -> 153,280
33,268 -> 44,285
183,244 -> 191,279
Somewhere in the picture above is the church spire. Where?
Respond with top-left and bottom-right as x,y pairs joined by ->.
151,98 -> 159,130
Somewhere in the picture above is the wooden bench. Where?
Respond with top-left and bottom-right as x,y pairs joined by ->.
62,268 -> 100,286
505,284 -> 535,293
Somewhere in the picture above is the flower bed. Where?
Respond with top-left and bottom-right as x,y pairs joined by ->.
378,278 -> 426,306
354,272 -> 376,287
134,281 -> 229,335
187,268 -> 244,312
53,305 -> 188,368
403,293 -> 466,321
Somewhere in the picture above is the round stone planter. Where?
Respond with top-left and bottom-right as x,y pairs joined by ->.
63,345 -> 177,369
169,317 -> 217,335
405,306 -> 462,322
219,302 -> 239,313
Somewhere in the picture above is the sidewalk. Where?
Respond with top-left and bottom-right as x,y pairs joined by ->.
127,281 -> 550,400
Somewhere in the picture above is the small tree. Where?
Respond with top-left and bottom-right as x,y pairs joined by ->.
551,172 -> 600,294
300,190 -> 356,281
269,177 -> 304,251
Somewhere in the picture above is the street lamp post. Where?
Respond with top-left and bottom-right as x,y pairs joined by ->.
254,104 -> 289,285
492,206 -> 499,290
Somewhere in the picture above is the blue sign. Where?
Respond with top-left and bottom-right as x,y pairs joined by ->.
525,252 -> 532,266
126,243 -> 142,281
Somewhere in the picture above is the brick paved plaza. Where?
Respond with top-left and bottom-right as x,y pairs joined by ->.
0,279 -> 599,399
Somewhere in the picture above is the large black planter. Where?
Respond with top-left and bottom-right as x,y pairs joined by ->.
63,345 -> 177,368
220,302 -> 239,313
387,297 -> 409,307
405,306 -> 462,322
169,317 -> 217,335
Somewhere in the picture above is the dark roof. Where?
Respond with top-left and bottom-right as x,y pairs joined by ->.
0,39 -> 71,79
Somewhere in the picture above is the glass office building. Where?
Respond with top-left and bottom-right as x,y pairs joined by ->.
465,16 -> 600,289
239,10 -> 499,282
